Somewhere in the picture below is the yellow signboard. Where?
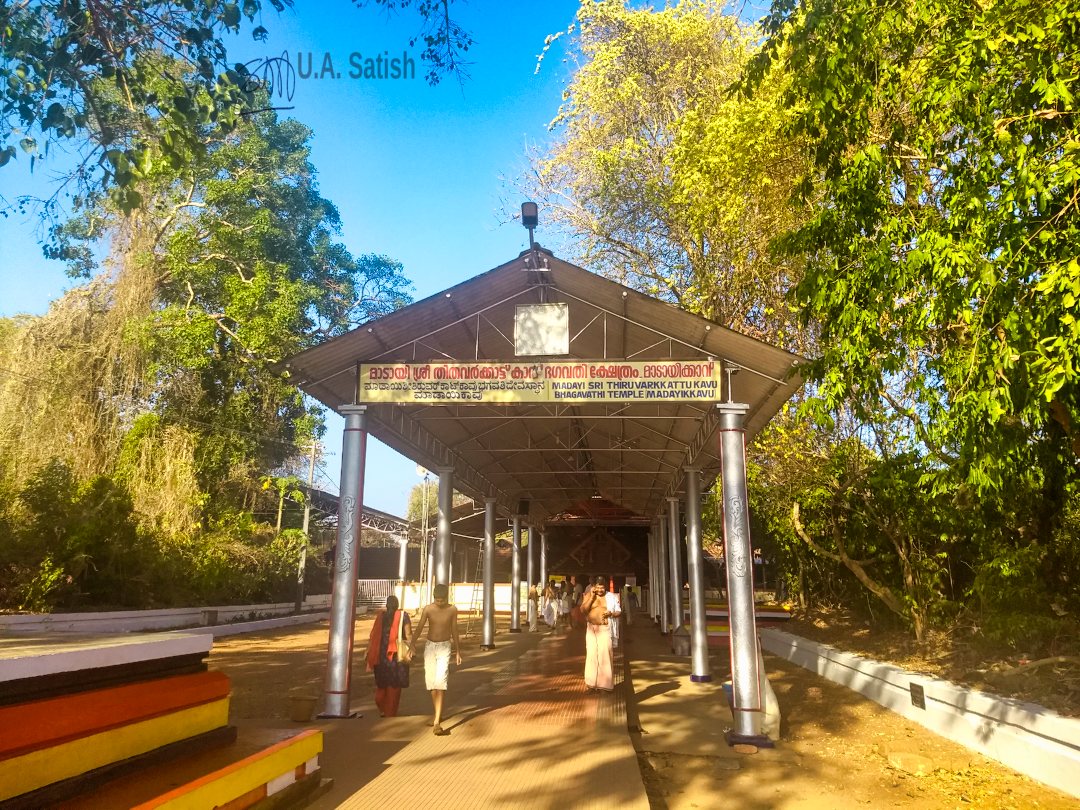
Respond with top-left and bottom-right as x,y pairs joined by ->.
357,361 -> 722,404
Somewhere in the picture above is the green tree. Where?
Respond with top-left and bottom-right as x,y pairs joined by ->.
742,0 -> 1080,642
534,0 -> 809,347
751,0 -> 1080,505
46,93 -> 413,511
1,0 -> 472,212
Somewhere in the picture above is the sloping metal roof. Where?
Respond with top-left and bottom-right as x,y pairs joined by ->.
286,246 -> 802,525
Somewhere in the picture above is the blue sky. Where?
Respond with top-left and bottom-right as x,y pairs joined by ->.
0,0 -> 583,517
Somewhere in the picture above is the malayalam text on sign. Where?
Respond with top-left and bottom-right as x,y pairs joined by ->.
357,361 -> 722,404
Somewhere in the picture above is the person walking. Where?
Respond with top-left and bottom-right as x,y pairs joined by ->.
528,581 -> 540,632
581,576 -> 614,691
365,594 -> 411,718
409,583 -> 461,736
542,580 -> 558,632
605,584 -> 623,649
558,583 -> 571,632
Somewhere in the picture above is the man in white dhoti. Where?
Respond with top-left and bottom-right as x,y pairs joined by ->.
581,576 -> 614,691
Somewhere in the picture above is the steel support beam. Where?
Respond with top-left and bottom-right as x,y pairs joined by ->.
685,467 -> 711,682
435,467 -> 453,585
667,496 -> 683,635
322,405 -> 367,718
718,403 -> 770,746
510,516 -> 522,632
482,497 -> 496,649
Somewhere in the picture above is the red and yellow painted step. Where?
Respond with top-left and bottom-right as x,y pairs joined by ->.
0,671 -> 230,801
131,728 -> 323,810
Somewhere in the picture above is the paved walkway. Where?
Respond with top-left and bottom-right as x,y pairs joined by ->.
306,623 -> 650,810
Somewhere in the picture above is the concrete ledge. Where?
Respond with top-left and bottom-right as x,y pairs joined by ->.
0,633 -> 213,682
174,613 -> 328,638
0,595 -> 332,635
760,628 -> 1080,798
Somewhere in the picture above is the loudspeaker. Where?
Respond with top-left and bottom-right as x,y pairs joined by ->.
517,499 -> 530,517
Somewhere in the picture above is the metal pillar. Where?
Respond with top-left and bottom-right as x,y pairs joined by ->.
648,524 -> 657,621
526,525 -> 536,629
718,403 -> 770,745
435,467 -> 453,586
540,529 -> 547,588
667,497 -> 682,634
426,544 -> 435,604
685,468 -> 711,682
321,405 -> 367,718
649,524 -> 659,621
397,535 -> 408,607
646,527 -> 654,620
657,516 -> 669,632
482,498 -> 496,649
510,516 -> 522,632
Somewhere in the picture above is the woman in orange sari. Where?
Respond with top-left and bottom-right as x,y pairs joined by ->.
366,594 -> 411,717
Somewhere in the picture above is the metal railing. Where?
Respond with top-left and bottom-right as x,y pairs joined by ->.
355,579 -> 397,611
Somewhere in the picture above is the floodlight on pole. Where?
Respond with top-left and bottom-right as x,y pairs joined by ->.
521,201 -> 539,250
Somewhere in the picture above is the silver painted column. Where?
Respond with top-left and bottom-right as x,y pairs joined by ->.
718,403 -> 766,743
397,535 -> 408,606
650,524 -> 660,621
526,525 -> 536,629
435,467 -> 453,585
685,468 -> 711,682
657,516 -> 668,632
540,529 -> 547,588
426,544 -> 435,604
646,527 -> 654,620
510,516 -> 522,632
667,497 -> 682,634
322,405 -> 368,718
482,498 -> 496,649
652,524 -> 662,621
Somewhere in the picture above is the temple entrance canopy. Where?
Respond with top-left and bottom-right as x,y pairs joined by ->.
285,246 -> 802,524
285,242 -> 802,741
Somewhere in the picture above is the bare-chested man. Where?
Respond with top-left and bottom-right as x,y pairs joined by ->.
409,583 -> 462,735
581,576 -> 614,691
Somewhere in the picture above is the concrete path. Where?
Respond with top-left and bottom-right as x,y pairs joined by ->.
308,625 -> 649,810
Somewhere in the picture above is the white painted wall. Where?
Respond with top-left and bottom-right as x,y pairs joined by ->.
760,629 -> 1080,799
0,595 -> 333,634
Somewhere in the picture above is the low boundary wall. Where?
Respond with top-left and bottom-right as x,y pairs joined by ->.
0,595 -> 333,635
760,629 -> 1080,798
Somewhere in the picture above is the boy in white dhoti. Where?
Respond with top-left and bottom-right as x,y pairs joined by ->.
410,583 -> 461,735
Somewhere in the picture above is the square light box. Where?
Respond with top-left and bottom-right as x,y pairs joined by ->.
514,303 -> 569,356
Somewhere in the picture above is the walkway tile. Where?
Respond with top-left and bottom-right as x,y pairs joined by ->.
328,629 -> 647,810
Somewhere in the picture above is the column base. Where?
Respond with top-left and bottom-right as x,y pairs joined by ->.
690,674 -> 713,683
509,628 -> 522,633
480,644 -> 496,650
317,711 -> 362,719
725,730 -> 774,749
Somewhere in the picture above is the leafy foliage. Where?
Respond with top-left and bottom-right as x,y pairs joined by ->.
0,0 -> 472,213
0,64 -> 410,611
751,0 -> 1080,500
534,0 -> 810,348
743,0 -> 1080,645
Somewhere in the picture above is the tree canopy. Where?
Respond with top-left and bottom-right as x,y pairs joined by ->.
0,0 -> 472,213
536,0 -> 1080,650
0,79 -> 411,609
750,0 -> 1080,498
534,0 -> 809,348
